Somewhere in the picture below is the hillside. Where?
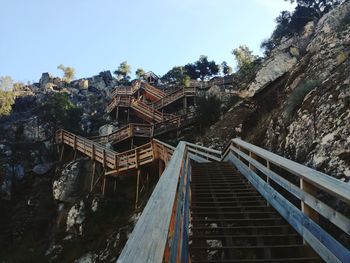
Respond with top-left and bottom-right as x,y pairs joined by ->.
0,1 -> 349,262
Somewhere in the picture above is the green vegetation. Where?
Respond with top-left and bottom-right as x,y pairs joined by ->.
196,94 -> 221,132
34,92 -> 83,132
135,68 -> 145,79
261,0 -> 341,55
184,55 -> 220,81
221,61 -> 233,76
57,64 -> 76,83
232,45 -> 258,72
114,61 -> 131,83
161,66 -> 190,86
0,76 -> 15,116
283,79 -> 321,120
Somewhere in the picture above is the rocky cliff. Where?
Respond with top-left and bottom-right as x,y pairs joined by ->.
201,1 -> 350,184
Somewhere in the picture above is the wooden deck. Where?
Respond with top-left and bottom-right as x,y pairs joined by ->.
90,112 -> 196,145
56,129 -> 174,176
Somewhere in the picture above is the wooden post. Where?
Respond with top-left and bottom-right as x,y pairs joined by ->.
300,178 -> 319,244
127,108 -> 130,123
102,174 -> 106,196
59,145 -> 65,162
183,96 -> 187,113
135,169 -> 141,209
300,179 -> 319,222
91,161 -> 96,192
116,106 -> 119,121
159,159 -> 165,178
249,151 -> 257,172
114,178 -> 117,193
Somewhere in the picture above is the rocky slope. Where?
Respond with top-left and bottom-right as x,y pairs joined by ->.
201,1 -> 350,184
1,2 -> 350,262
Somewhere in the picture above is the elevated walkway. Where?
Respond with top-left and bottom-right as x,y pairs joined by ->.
55,130 -> 350,263
115,138 -> 350,263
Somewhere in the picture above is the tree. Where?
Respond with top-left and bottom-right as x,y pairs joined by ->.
161,66 -> 191,86
232,45 -> 258,71
135,68 -> 145,79
262,0 -> 340,55
114,61 -> 131,82
184,56 -> 220,81
57,64 -> 75,83
0,76 -> 15,116
221,61 -> 233,76
0,76 -> 14,91
287,0 -> 341,18
195,55 -> 220,81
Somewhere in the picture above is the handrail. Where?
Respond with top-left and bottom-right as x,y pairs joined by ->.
118,138 -> 350,263
56,129 -> 173,175
221,138 -> 350,263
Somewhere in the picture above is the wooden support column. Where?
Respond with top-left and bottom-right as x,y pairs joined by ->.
127,108 -> 130,123
135,169 -> 141,209
159,159 -> 165,178
116,106 -> 119,121
183,96 -> 187,113
90,161 -> 96,192
59,145 -> 65,162
102,174 -> 107,195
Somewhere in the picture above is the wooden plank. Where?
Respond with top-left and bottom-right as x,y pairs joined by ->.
117,142 -> 186,263
229,139 -> 350,204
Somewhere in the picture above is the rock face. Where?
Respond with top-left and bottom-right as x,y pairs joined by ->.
99,124 -> 118,136
52,160 -> 83,202
246,51 -> 297,97
201,1 -> 350,182
66,200 -> 86,235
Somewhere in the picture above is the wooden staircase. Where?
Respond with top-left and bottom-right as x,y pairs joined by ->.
153,87 -> 196,110
190,162 -> 320,263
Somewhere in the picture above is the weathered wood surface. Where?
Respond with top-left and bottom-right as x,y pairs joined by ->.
224,152 -> 350,263
117,142 -> 186,263
228,138 -> 350,204
56,129 -> 174,176
229,145 -> 350,235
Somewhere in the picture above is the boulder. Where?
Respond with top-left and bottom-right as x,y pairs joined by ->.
0,144 -> 12,156
39,72 -> 54,89
98,124 -> 118,136
246,52 -> 297,97
33,163 -> 53,175
66,200 -> 85,236
14,164 -> 25,180
52,160 -> 82,202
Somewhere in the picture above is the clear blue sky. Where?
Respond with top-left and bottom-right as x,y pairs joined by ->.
0,0 -> 295,83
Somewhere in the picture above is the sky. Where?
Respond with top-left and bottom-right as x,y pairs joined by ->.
0,0 -> 295,83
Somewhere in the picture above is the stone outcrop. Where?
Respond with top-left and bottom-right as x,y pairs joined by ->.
52,160 -> 83,202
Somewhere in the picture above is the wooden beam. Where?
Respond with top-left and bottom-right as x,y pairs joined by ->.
135,169 -> 141,209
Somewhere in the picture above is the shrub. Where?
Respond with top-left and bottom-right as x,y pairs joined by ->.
283,80 -> 321,121
0,90 -> 15,116
57,64 -> 75,83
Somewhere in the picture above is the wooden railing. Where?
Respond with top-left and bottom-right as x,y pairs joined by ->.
142,82 -> 166,99
56,129 -> 174,176
90,112 -> 197,146
118,138 -> 350,263
111,80 -> 141,97
154,87 -> 196,110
